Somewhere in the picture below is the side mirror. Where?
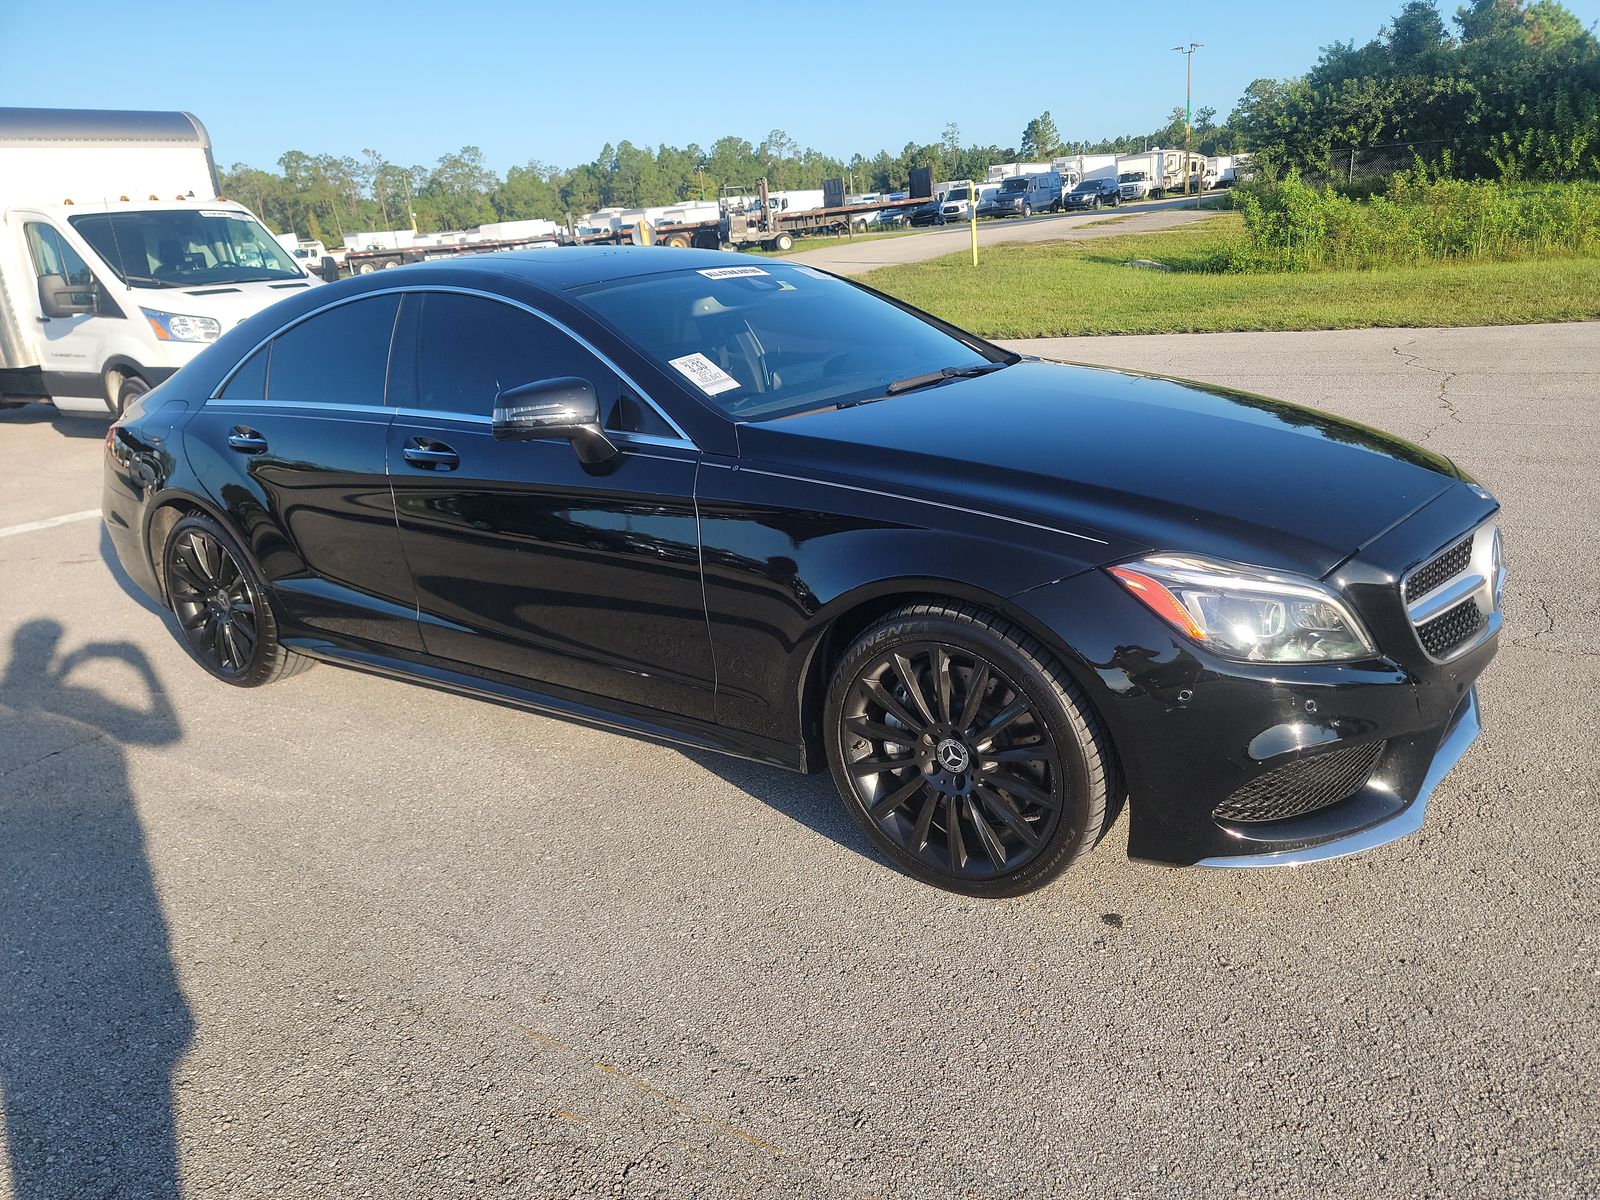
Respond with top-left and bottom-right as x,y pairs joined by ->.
38,273 -> 95,318
493,377 -> 617,465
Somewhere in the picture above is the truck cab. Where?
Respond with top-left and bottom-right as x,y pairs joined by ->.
939,182 -> 975,221
0,108 -> 318,416
1,199 -> 317,414
1117,171 -> 1154,202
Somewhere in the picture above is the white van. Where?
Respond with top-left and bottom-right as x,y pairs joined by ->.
0,108 -> 319,417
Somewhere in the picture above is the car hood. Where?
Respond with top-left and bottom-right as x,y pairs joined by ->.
737,360 -> 1461,577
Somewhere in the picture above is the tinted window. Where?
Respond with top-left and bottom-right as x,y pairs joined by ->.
572,262 -> 995,420
267,295 -> 400,407
401,293 -> 669,436
220,345 -> 269,399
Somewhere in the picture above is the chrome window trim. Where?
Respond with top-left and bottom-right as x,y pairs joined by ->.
207,398 -> 391,416
1400,517 -> 1503,664
208,284 -> 697,449
706,462 -> 1108,546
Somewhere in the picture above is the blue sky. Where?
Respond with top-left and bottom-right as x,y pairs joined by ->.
3,0 -> 1598,172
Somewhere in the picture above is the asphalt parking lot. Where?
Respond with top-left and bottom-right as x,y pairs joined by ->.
1,322 -> 1596,1199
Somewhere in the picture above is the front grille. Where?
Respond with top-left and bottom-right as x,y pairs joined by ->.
1404,536 -> 1472,602
1213,740 -> 1387,824
1418,597 -> 1483,658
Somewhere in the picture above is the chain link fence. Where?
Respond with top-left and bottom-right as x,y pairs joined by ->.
1313,141 -> 1451,186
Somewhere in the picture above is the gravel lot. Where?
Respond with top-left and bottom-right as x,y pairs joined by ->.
0,322 -> 1595,1199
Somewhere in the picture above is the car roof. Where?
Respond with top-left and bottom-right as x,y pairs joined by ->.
404,245 -> 771,290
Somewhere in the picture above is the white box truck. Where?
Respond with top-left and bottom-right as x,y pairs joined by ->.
0,107 -> 319,416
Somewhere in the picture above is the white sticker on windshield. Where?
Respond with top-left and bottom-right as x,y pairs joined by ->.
198,209 -> 244,219
696,265 -> 769,279
669,352 -> 740,396
792,266 -> 829,280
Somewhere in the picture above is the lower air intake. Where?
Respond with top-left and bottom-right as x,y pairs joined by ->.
1214,740 -> 1387,824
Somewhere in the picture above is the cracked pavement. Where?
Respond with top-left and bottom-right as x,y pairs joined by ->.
1,323 -> 1597,1199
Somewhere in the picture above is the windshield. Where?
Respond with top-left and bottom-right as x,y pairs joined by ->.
571,262 -> 1003,420
1119,172 -> 1147,183
70,209 -> 305,288
1000,179 -> 1028,193
1072,182 -> 1098,193
947,187 -> 970,202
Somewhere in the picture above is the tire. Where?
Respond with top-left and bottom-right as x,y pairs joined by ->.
114,374 -> 149,418
664,232 -> 692,249
1091,197 -> 1101,210
773,232 -> 795,252
1022,202 -> 1032,218
357,260 -> 377,275
824,602 -> 1115,897
161,513 -> 311,688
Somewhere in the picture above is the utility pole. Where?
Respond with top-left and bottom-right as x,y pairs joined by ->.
1173,42 -> 1202,196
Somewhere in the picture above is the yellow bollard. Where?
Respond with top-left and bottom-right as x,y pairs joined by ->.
970,186 -> 979,267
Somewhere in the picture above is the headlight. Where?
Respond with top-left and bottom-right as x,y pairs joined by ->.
1108,554 -> 1377,663
141,308 -> 222,343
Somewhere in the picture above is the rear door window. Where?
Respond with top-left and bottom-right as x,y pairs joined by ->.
266,295 -> 401,407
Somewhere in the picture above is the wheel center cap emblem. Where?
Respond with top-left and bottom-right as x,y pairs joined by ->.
936,738 -> 970,774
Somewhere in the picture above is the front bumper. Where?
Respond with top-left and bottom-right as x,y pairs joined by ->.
1194,686 -> 1480,867
1002,488 -> 1501,866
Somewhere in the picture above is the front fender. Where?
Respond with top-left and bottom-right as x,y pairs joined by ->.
695,461 -> 1104,743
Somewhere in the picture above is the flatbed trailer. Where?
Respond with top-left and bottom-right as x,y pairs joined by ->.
343,232 -> 561,274
566,183 -> 932,252
718,183 -> 930,250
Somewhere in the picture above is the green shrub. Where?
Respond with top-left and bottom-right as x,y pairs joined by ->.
1231,168 -> 1600,271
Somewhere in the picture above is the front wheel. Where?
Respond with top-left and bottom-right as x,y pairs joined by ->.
162,513 -> 311,687
772,232 -> 795,252
114,374 -> 149,418
1022,202 -> 1032,218
824,603 -> 1115,896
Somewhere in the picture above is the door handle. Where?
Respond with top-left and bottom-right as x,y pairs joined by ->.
402,438 -> 459,470
227,428 -> 268,454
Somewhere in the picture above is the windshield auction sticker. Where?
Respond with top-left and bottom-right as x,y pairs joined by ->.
668,353 -> 740,395
696,266 -> 769,279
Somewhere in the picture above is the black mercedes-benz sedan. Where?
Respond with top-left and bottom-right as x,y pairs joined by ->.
103,247 -> 1503,895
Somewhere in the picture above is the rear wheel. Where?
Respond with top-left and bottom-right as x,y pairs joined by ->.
162,513 -> 311,687
824,603 -> 1114,896
773,232 -> 795,252
663,232 -> 693,249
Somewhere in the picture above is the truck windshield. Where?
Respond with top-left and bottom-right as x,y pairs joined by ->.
947,188 -> 969,202
570,262 -> 1009,421
69,209 -> 304,288
1001,179 -> 1028,193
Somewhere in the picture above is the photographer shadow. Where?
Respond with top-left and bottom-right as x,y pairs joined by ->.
0,620 -> 191,1199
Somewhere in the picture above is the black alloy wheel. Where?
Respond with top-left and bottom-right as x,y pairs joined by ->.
162,513 -> 310,687
826,604 -> 1113,895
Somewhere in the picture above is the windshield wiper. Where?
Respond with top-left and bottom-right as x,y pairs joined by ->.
884,361 -> 1009,396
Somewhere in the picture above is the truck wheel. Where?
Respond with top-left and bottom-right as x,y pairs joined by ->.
773,232 -> 795,252
115,374 -> 149,418
357,261 -> 378,274
664,232 -> 692,249
1022,202 -> 1033,218
380,259 -> 399,269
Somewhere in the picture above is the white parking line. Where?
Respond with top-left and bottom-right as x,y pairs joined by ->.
0,509 -> 100,540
